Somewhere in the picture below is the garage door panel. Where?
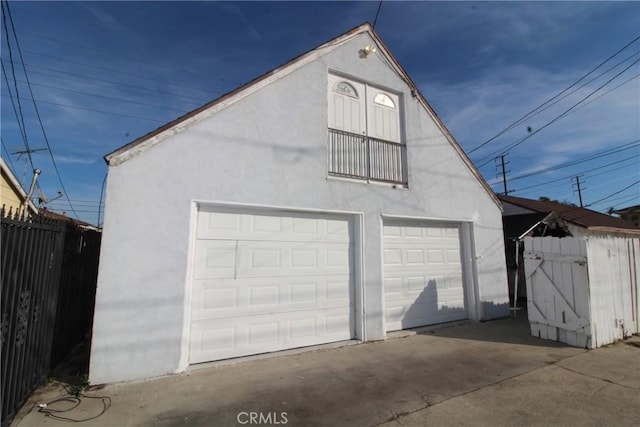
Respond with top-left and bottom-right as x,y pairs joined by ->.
197,209 -> 351,242
190,306 -> 352,363
384,273 -> 464,295
383,221 -> 467,332
194,240 -> 352,279
384,222 -> 458,240
191,208 -> 354,364
192,276 -> 353,320
384,277 -> 403,294
384,247 -> 459,269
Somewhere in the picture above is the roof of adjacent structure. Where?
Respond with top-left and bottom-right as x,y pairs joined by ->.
498,194 -> 640,234
39,208 -> 101,231
613,204 -> 640,215
104,22 -> 501,208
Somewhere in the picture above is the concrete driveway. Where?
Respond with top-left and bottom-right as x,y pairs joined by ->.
14,316 -> 640,426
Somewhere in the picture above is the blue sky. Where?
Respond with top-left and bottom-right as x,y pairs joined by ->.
2,1 -> 639,225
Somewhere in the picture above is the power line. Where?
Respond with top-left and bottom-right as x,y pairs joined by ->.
1,60 -> 47,200
1,2 -> 33,169
585,179 -> 640,207
601,193 -> 640,206
20,61 -> 213,104
17,29 -> 241,86
506,139 -> 640,182
26,67 -> 204,107
12,78 -> 189,113
468,35 -> 640,155
476,57 -> 640,168
0,93 -> 168,123
1,60 -> 32,165
1,136 -> 19,174
516,50 -> 640,124
4,0 -> 79,218
511,156 -> 640,194
48,200 -> 102,206
373,0 -> 383,28
50,198 -> 103,204
597,194 -> 640,213
481,49 -> 639,156
571,72 -> 640,113
20,47 -> 229,95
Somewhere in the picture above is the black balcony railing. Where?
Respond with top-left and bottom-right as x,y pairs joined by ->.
328,128 -> 406,185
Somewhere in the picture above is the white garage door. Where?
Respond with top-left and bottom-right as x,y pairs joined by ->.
190,206 -> 355,364
383,220 -> 466,331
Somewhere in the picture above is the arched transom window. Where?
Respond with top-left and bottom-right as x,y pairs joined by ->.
373,93 -> 395,109
333,81 -> 359,98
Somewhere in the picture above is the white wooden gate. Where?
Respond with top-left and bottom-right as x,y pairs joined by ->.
524,237 -> 591,348
524,235 -> 640,349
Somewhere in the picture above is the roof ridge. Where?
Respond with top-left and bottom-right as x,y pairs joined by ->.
104,22 -> 500,208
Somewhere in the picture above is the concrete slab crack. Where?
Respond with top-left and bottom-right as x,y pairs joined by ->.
374,359 -> 576,426
556,364 -> 640,390
376,399 -> 433,427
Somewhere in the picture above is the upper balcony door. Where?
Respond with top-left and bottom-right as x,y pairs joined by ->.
328,74 -> 367,136
328,74 -> 400,143
327,73 -> 406,185
367,90 -> 400,143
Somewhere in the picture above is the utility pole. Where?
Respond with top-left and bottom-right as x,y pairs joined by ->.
572,175 -> 586,207
21,168 -> 41,214
495,153 -> 510,195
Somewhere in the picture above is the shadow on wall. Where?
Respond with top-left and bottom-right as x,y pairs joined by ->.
482,300 -> 511,320
401,279 -> 465,329
400,281 -> 560,348
414,302 -> 574,348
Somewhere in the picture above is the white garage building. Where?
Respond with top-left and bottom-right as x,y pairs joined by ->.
90,23 -> 509,384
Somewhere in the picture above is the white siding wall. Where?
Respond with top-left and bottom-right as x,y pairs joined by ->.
90,32 -> 509,384
585,234 -> 640,346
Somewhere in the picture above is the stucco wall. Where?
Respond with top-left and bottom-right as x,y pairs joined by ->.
1,172 -> 23,213
90,32 -> 508,384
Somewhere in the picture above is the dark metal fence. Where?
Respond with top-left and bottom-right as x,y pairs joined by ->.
328,128 -> 406,185
1,207 -> 101,427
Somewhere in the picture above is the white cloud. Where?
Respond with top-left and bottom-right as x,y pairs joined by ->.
214,2 -> 263,42
380,1 -> 616,53
79,3 -> 142,43
421,61 -> 640,162
54,154 -> 96,165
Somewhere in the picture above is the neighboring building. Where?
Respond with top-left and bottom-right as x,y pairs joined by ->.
498,194 -> 640,301
499,194 -> 640,239
0,156 -> 37,216
613,205 -> 640,226
38,208 -> 102,232
90,23 -> 509,384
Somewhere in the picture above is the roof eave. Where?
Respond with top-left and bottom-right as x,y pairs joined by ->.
105,23 -> 371,166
